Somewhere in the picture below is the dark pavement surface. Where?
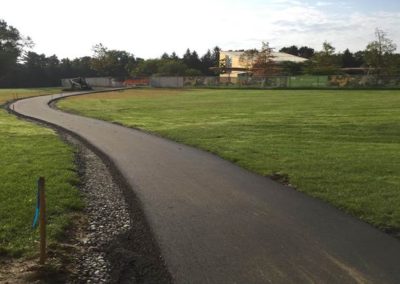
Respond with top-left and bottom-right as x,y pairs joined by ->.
11,91 -> 400,283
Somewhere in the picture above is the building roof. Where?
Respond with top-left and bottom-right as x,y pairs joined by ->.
221,51 -> 308,63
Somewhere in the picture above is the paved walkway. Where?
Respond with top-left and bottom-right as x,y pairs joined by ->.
11,91 -> 400,283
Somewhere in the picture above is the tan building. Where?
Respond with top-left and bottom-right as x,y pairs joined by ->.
219,50 -> 307,78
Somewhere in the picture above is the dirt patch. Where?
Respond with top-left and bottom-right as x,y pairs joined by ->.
0,213 -> 82,284
268,172 -> 290,186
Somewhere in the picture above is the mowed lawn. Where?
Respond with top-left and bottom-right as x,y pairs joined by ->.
59,89 -> 400,235
0,88 -> 61,105
0,88 -> 82,257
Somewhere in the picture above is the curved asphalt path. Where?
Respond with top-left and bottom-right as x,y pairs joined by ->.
10,91 -> 400,283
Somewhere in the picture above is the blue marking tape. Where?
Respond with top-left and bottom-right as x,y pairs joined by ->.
32,180 -> 40,229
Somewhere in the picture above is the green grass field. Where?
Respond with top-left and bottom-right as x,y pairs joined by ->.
0,88 -> 61,105
0,88 -> 82,257
59,88 -> 400,235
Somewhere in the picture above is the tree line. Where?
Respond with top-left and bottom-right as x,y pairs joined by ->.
0,18 -> 399,88
0,19 -> 221,87
278,31 -> 400,76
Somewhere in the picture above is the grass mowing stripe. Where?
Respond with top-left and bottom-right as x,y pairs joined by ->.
59,89 -> 400,234
0,88 -> 83,257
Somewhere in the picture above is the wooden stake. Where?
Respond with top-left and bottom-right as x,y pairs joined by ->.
38,177 -> 46,264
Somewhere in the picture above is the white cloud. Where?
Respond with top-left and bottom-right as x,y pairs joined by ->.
315,1 -> 333,7
1,0 -> 399,58
223,1 -> 400,53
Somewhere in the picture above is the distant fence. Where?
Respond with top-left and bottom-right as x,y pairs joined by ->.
61,77 -> 152,88
61,77 -> 125,88
150,77 -> 184,88
179,75 -> 400,89
62,75 -> 400,89
85,77 -> 124,88
123,78 -> 150,87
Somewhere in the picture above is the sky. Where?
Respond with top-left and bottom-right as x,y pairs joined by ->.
2,0 -> 400,59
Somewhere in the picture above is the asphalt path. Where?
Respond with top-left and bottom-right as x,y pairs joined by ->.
10,91 -> 400,283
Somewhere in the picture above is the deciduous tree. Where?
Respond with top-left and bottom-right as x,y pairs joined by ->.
239,42 -> 278,76
91,43 -> 137,78
305,41 -> 340,75
364,28 -> 397,75
0,19 -> 33,77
